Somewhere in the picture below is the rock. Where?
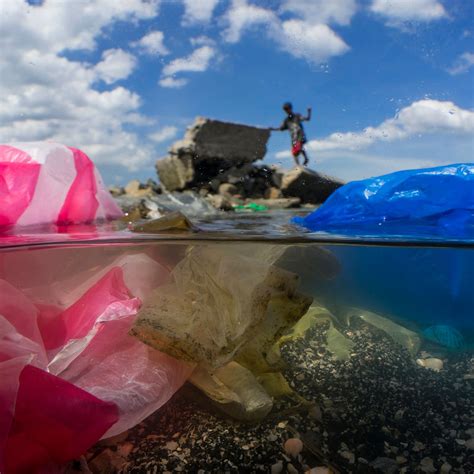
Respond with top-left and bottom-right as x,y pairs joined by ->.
419,457 -> 436,473
124,179 -> 155,198
156,118 -> 270,192
340,450 -> 355,463
287,463 -> 298,474
169,117 -> 270,163
108,185 -> 124,197
165,441 -> 179,451
265,187 -> 283,199
281,167 -> 343,204
370,457 -> 398,473
145,178 -> 161,194
466,438 -> 474,449
155,154 -> 195,192
416,358 -> 443,372
271,461 -> 284,474
132,211 -> 197,233
206,193 -> 234,211
284,438 -> 303,457
218,183 -> 238,196
440,462 -> 452,473
250,198 -> 301,209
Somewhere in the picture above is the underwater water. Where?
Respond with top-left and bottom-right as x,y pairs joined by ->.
1,215 -> 473,473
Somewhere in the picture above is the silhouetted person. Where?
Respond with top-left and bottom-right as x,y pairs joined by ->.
270,102 -> 312,166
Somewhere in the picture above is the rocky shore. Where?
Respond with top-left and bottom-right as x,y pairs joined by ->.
80,317 -> 473,474
110,117 -> 343,219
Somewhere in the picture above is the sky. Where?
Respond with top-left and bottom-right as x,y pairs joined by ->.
0,0 -> 473,185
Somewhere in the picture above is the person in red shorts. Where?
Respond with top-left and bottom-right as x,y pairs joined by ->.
270,102 -> 312,166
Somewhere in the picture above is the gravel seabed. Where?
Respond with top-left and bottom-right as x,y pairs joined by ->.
83,318 -> 474,474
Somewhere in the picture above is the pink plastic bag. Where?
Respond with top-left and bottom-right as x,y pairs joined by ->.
0,142 -> 122,228
0,253 -> 193,472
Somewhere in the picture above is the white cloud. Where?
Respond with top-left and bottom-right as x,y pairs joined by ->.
0,0 -> 161,172
190,36 -> 216,47
222,0 -> 349,65
182,0 -> 219,25
162,46 -> 216,76
149,126 -> 178,143
159,45 -> 216,88
448,52 -> 474,75
133,30 -> 169,56
276,99 -> 474,158
222,0 -> 278,43
158,77 -> 189,88
370,0 -> 447,25
280,0 -> 357,26
94,49 -> 137,84
0,0 -> 160,53
276,20 -> 349,64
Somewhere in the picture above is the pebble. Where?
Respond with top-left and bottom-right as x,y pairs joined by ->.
284,438 -> 303,457
271,461 -> 283,474
440,462 -> 452,473
165,441 -> 178,451
287,463 -> 298,474
306,468 -> 330,474
416,357 -> 444,371
466,438 -> 474,450
419,456 -> 436,473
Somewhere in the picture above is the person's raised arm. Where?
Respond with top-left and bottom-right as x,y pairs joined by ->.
303,107 -> 312,121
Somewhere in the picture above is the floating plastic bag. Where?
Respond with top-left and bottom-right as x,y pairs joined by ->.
294,164 -> 474,239
0,142 -> 123,228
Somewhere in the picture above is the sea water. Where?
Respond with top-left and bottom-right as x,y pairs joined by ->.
1,213 -> 473,473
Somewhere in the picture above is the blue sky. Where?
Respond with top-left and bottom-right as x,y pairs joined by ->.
1,0 -> 473,184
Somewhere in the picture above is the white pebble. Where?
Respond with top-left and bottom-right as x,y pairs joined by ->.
284,438 -> 304,457
306,468 -> 330,474
416,358 -> 443,371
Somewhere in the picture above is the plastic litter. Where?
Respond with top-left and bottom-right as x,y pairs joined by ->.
293,163 -> 474,239
0,142 -> 123,228
422,324 -> 465,349
0,252 -> 192,472
234,202 -> 268,212
131,244 -> 311,370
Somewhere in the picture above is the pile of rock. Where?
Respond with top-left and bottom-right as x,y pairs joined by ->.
111,117 -> 344,216
155,117 -> 343,210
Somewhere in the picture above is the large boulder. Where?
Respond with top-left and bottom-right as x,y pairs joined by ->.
169,117 -> 270,162
156,117 -> 270,192
281,167 -> 343,204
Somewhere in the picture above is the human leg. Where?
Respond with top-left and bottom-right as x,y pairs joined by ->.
301,149 -> 309,166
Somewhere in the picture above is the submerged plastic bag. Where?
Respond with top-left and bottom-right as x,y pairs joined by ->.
0,252 -> 192,473
0,142 -> 123,228
294,164 -> 474,238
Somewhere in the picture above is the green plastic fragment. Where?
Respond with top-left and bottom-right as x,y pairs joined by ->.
234,202 -> 268,212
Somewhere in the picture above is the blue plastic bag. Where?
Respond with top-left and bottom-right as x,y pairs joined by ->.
293,164 -> 474,239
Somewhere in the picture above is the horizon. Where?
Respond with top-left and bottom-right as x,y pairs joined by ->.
1,0 -> 473,185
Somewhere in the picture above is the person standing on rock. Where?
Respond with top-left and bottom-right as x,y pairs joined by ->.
270,102 -> 312,166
